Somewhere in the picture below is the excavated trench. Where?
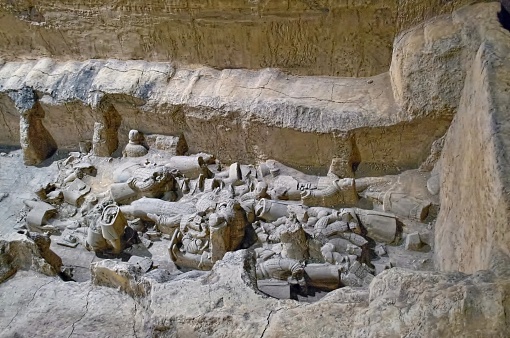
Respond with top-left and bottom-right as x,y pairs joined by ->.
0,2 -> 510,337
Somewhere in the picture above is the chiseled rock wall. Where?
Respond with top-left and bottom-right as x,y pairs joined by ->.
435,3 -> 510,273
0,0 -> 488,77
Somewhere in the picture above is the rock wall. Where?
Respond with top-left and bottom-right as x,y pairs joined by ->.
0,59 -> 450,175
0,0 -> 488,77
390,1 -> 508,120
435,3 -> 510,273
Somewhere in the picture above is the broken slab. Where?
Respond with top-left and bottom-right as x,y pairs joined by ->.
62,178 -> 91,206
0,232 -> 62,283
145,133 -> 188,155
90,259 -> 151,297
23,199 -> 57,228
405,232 -> 423,251
355,209 -> 397,244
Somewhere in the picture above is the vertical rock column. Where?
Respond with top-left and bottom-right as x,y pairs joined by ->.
9,88 -> 57,165
91,102 -> 122,157
329,134 -> 360,178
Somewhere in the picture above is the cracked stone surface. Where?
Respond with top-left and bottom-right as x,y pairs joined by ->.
0,271 -> 143,338
1,253 -> 509,337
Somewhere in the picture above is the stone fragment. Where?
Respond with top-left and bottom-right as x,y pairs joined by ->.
341,261 -> 374,287
383,192 -> 431,221
405,232 -> 423,251
120,197 -> 196,221
23,199 -> 57,228
304,264 -> 342,290
100,205 -> 128,254
46,190 -> 63,203
340,232 -> 368,247
356,209 -> 397,244
144,230 -> 161,241
255,198 -> 289,222
375,244 -> 387,257
301,178 -> 358,208
166,156 -> 210,179
56,229 -> 79,248
127,256 -> 153,273
63,178 -> 91,206
145,133 -> 188,155
280,222 -> 309,261
372,260 -> 392,275
90,259 -> 150,297
257,279 -> 291,299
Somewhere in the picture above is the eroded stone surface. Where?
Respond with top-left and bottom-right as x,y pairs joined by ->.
1,258 -> 509,337
434,2 -> 510,273
0,58 -> 452,175
0,0 -> 487,77
0,271 -> 144,338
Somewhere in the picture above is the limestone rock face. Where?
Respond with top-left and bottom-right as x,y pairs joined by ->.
0,0 -> 487,77
434,2 -> 510,273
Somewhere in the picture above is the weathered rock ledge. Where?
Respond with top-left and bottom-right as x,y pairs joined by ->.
0,57 -> 448,175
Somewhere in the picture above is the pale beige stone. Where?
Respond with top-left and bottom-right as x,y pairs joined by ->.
0,59 -> 449,175
0,0 -> 483,77
434,2 -> 510,273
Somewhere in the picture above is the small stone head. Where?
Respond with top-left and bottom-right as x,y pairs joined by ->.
254,181 -> 268,198
128,130 -> 143,144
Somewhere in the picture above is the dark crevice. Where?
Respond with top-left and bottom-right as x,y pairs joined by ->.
498,2 -> 510,31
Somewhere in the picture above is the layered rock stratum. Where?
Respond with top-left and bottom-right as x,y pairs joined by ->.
0,0 -> 489,77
